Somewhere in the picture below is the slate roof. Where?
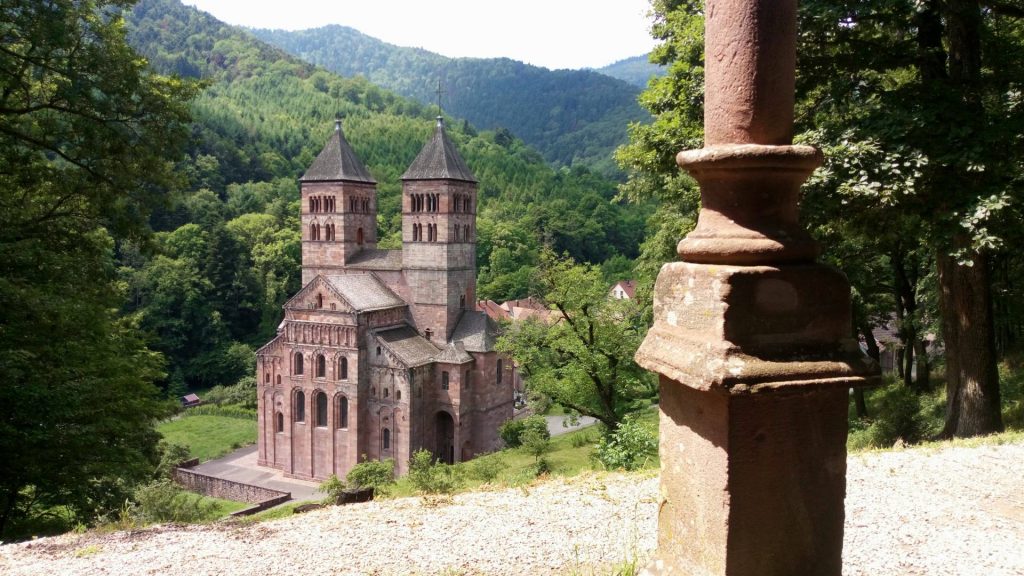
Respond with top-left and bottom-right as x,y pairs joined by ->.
434,342 -> 474,365
451,310 -> 501,352
300,120 -> 376,183
346,249 -> 403,271
376,326 -> 439,367
401,117 -> 477,182
322,274 -> 405,311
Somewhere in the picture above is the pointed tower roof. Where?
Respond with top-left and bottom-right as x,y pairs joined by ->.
300,119 -> 376,183
401,117 -> 477,182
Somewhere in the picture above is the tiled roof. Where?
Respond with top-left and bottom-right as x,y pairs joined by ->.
476,299 -> 509,321
401,117 -> 477,182
434,342 -> 474,365
376,326 -> 439,367
300,120 -> 376,183
611,280 -> 637,299
346,249 -> 403,271
451,311 -> 500,352
323,274 -> 405,311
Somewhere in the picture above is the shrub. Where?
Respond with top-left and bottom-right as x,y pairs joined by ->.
498,415 -> 549,448
133,480 -> 216,523
594,413 -> 657,471
318,474 -> 347,504
154,441 -> 192,480
203,376 -> 257,409
470,455 -> 505,483
183,404 -> 256,419
847,382 -> 941,450
346,458 -> 395,496
407,449 -> 460,495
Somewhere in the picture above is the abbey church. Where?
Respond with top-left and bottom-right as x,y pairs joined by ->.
256,118 -> 513,480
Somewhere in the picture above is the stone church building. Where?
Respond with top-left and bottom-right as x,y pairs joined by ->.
256,118 -> 513,480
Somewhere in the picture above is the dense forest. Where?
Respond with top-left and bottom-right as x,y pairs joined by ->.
249,25 -> 650,177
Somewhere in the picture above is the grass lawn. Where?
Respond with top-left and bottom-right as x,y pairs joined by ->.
157,414 -> 256,461
198,494 -> 251,519
388,406 -> 660,498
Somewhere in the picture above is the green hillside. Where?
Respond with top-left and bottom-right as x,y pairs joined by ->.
248,25 -> 650,177
122,0 -> 650,392
596,55 -> 666,88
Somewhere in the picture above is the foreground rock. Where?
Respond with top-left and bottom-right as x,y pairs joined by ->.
1,442 -> 1022,576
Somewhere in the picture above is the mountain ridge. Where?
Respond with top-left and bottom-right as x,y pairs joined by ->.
249,24 -> 650,177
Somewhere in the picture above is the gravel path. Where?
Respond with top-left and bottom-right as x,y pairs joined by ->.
2,442 -> 1021,576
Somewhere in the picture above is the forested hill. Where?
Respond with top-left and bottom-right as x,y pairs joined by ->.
121,0 -> 648,391
248,25 -> 650,177
596,55 -> 666,88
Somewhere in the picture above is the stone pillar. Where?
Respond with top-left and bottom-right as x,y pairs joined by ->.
635,1 -> 879,575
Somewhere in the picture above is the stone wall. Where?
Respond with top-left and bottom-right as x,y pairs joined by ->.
172,467 -> 290,509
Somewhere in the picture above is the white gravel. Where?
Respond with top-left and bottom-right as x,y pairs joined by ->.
2,442 -> 1021,576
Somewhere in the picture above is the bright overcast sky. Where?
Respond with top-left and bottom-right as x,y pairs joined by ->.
182,0 -> 658,70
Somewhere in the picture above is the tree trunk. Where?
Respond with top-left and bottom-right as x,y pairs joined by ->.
855,322 -> 880,419
937,245 -> 1003,437
913,338 -> 931,391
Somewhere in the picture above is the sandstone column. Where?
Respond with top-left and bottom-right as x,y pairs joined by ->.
635,1 -> 879,575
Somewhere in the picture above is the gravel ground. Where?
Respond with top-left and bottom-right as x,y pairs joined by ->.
2,442 -> 1021,576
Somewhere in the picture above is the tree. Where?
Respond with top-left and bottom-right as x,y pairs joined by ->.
795,0 -> 1020,437
496,249 -> 654,433
0,0 -> 194,537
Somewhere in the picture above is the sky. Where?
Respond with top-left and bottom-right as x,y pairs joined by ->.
182,0 -> 658,70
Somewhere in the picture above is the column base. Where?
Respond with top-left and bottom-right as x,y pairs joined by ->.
643,378 -> 849,576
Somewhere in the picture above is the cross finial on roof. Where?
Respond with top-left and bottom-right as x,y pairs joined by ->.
435,79 -> 444,116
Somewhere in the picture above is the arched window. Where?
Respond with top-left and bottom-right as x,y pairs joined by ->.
340,357 -> 348,380
454,226 -> 460,241
294,352 -> 304,375
264,373 -> 270,383
497,359 -> 503,384
338,396 -> 349,427
316,354 -> 326,378
294,390 -> 305,422
384,388 -> 389,398
356,227 -> 364,245
315,293 -> 323,309
276,412 -> 284,433
442,371 -> 449,390
315,391 -> 328,427
412,223 -> 420,241
396,390 -> 402,400
376,346 -> 381,356
276,374 -> 281,385
382,428 -> 391,450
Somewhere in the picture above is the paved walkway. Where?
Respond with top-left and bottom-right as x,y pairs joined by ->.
193,445 -> 322,502
545,414 -> 597,436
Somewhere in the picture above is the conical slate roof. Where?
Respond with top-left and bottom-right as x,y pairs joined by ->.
401,117 -> 477,182
300,119 -> 376,183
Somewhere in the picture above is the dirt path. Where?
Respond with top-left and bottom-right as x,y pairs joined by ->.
2,442 -> 1021,576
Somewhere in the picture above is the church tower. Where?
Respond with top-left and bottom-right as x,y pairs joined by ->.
402,117 -> 478,344
299,119 -> 377,284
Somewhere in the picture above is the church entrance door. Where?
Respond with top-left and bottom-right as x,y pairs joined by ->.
435,411 -> 455,464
